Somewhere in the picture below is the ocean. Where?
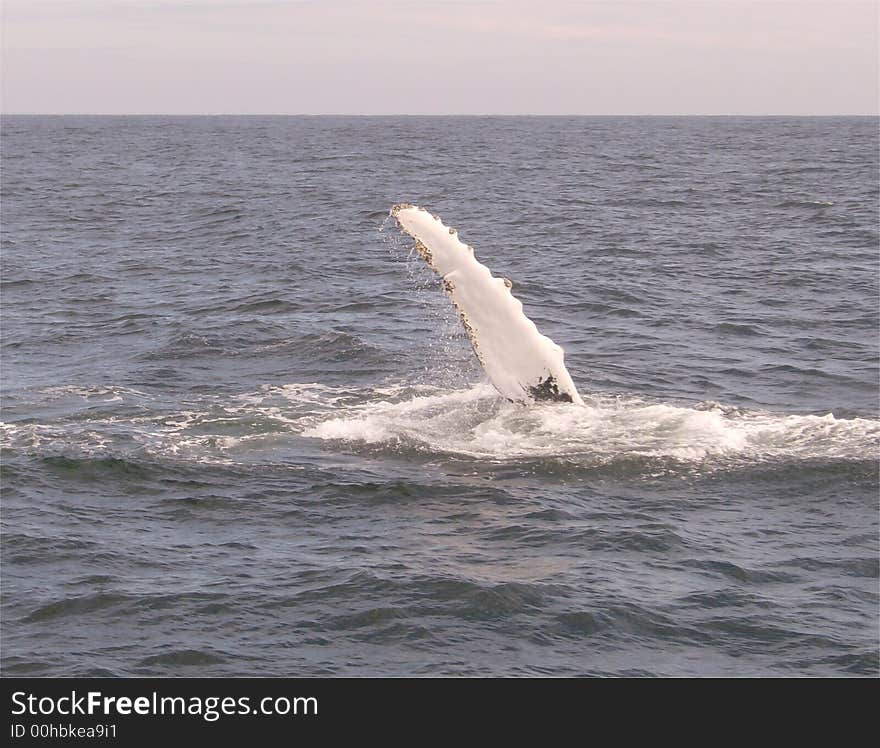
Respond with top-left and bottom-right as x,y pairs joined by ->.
1,115 -> 878,676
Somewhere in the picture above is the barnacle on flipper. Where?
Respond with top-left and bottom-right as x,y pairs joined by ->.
458,312 -> 483,365
393,206 -> 440,271
413,239 -> 433,266
390,203 -> 413,217
502,277 -> 513,289
441,284 -> 484,365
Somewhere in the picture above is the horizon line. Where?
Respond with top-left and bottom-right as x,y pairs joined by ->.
2,112 -> 878,117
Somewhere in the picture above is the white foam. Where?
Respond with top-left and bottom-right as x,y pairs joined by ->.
299,384 -> 880,464
4,380 -> 877,469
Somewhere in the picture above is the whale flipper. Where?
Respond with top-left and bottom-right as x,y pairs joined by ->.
390,204 -> 584,406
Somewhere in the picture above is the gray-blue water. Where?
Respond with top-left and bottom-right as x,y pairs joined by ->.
2,115 -> 878,677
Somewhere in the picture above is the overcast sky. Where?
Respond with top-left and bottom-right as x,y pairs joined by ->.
2,0 -> 877,114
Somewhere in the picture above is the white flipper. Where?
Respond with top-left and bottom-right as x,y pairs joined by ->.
390,204 -> 583,406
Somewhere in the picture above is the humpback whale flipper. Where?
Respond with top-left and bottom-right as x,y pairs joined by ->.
390,204 -> 584,406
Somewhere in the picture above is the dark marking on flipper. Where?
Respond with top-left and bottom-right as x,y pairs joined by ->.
528,375 -> 574,403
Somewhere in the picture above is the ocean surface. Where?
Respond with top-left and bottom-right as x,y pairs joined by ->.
1,115 -> 878,677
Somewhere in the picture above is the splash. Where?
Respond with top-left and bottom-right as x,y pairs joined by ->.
301,383 -> 880,465
2,382 -> 877,470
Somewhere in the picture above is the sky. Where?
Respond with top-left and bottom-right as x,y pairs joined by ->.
1,0 -> 877,115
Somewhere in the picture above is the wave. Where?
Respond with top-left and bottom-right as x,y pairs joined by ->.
774,199 -> 835,208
